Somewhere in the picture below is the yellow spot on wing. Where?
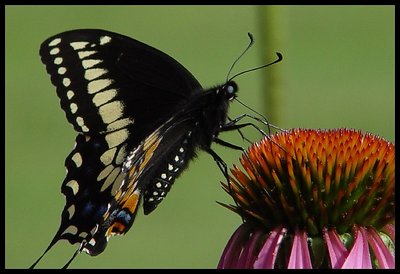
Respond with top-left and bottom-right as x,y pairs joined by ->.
66,180 -> 79,195
98,101 -> 123,123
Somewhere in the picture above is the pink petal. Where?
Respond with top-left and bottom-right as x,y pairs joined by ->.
287,229 -> 312,269
341,226 -> 372,269
367,227 -> 394,269
323,227 -> 349,268
237,229 -> 264,268
253,227 -> 287,269
218,223 -> 252,269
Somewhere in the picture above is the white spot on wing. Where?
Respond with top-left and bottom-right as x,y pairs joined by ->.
115,144 -> 128,165
101,167 -> 121,192
107,117 -> 134,132
62,225 -> 78,236
67,205 -> 75,220
111,169 -> 125,195
67,90 -> 75,99
97,165 -> 114,181
76,116 -> 85,127
89,238 -> 96,246
84,68 -> 108,81
82,59 -> 102,69
66,180 -> 79,195
58,67 -> 67,75
100,36 -> 112,45
48,38 -> 61,47
92,89 -> 118,107
70,41 -> 89,50
105,128 -> 129,148
71,152 -> 83,167
100,147 -> 117,166
70,103 -> 78,113
79,231 -> 88,238
54,57 -> 63,65
88,79 -> 113,94
50,47 -> 60,55
78,50 -> 96,59
63,78 -> 71,87
98,100 -> 124,124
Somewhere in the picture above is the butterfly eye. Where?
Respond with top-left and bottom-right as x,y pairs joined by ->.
224,81 -> 238,99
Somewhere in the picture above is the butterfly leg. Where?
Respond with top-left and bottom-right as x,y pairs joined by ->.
222,117 -> 269,137
205,147 -> 245,222
205,147 -> 229,181
216,115 -> 269,151
224,113 -> 288,137
227,116 -> 252,144
214,137 -> 245,151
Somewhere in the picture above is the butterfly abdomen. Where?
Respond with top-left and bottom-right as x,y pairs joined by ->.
141,128 -> 198,214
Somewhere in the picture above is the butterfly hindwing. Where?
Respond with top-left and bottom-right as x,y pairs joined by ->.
81,115 -> 199,255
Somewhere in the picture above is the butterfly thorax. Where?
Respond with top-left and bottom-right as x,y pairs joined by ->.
186,81 -> 238,148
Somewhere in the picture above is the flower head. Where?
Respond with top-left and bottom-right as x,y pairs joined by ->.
218,128 -> 394,269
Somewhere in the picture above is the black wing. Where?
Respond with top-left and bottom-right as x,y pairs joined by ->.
81,114 -> 199,256
34,29 -> 202,266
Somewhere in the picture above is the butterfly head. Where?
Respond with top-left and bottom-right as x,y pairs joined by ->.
220,80 -> 238,101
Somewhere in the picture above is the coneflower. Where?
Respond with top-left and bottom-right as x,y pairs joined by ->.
218,128 -> 394,269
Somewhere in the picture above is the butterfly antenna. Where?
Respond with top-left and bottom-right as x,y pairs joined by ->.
226,32 -> 255,82
228,52 -> 283,82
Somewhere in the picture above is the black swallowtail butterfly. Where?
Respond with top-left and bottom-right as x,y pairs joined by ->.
32,29 -> 282,268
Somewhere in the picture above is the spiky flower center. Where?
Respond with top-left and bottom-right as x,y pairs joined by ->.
221,128 -> 394,236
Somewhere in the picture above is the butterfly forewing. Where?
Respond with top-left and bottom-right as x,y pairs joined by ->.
40,29 -> 202,137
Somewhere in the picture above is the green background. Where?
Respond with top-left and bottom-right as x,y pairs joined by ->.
5,5 -> 394,269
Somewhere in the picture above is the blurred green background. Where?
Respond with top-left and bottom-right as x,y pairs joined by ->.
5,5 -> 394,269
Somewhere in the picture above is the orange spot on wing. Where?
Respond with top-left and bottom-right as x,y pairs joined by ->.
123,190 -> 141,214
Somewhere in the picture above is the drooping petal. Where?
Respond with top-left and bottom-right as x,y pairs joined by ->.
253,227 -> 287,269
287,229 -> 312,269
217,223 -> 252,269
341,226 -> 372,269
237,228 -> 264,268
367,227 -> 394,269
323,227 -> 349,269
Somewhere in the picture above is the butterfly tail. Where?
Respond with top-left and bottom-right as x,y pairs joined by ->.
29,233 -> 61,268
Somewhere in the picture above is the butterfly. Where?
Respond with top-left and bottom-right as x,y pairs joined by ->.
31,29 -> 282,268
